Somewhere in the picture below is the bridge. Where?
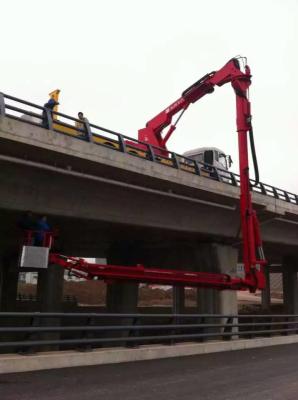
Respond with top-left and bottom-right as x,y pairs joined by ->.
0,93 -> 298,316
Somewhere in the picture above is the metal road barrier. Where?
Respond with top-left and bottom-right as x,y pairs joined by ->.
0,312 -> 298,354
0,92 -> 297,205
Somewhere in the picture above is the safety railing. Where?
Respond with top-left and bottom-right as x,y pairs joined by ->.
0,312 -> 298,353
0,92 -> 297,205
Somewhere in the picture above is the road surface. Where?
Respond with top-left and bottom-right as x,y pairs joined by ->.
1,343 -> 298,399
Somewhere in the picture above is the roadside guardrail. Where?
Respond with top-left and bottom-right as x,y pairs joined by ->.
0,312 -> 298,354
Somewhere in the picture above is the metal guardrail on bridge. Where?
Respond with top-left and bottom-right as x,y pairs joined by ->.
0,92 -> 297,205
1,312 -> 298,353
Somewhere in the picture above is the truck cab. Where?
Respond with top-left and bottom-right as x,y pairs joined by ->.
183,147 -> 232,170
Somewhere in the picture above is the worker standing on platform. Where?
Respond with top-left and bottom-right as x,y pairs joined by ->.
34,215 -> 51,246
18,211 -> 36,231
17,211 -> 37,245
75,111 -> 89,132
41,98 -> 59,129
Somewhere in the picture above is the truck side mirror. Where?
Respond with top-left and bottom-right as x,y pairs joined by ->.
227,155 -> 233,168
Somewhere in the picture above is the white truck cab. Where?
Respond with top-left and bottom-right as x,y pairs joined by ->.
183,147 -> 232,170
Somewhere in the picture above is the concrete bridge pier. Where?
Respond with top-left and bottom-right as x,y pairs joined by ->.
149,244 -> 192,313
105,241 -> 140,313
173,286 -> 185,314
37,264 -> 64,312
139,241 -> 238,315
282,256 -> 298,314
106,282 -> 139,313
196,244 -> 238,315
0,253 -> 19,311
34,264 -> 64,348
261,268 -> 271,311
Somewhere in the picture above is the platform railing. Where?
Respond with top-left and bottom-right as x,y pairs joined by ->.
0,312 -> 298,353
0,92 -> 297,205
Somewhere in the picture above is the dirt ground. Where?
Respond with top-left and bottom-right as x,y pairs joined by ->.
18,281 -> 196,307
17,281 -> 284,312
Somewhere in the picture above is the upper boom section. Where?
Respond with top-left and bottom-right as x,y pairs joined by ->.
138,57 -> 251,150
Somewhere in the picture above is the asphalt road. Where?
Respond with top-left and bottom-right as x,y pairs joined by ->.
1,344 -> 298,400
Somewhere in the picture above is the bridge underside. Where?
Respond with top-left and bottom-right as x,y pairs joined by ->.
0,117 -> 297,315
1,158 -> 298,251
0,208 -> 296,262
1,206 -> 298,316
0,160 -> 298,315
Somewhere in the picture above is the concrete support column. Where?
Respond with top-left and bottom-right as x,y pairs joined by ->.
282,256 -> 298,314
196,244 -> 238,315
141,242 -> 238,316
197,288 -> 218,314
141,243 -> 190,313
261,268 -> 271,311
173,286 -> 185,314
106,241 -> 139,314
0,253 -> 19,311
37,264 -> 64,312
36,264 -> 64,348
106,283 -> 139,313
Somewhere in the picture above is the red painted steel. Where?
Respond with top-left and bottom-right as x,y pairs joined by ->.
23,230 -> 55,247
49,254 -> 248,290
135,57 -> 267,291
39,57 -> 266,292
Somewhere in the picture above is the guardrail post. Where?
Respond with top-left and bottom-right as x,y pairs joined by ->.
126,316 -> 140,348
77,316 -> 96,352
265,317 -> 273,337
194,161 -> 201,176
171,153 -> 180,169
84,121 -> 93,142
118,134 -> 127,153
281,317 -> 290,336
196,316 -> 206,343
284,191 -> 291,202
169,315 -> 177,345
147,144 -> 156,162
248,316 -> 256,338
0,92 -> 5,116
230,173 -> 238,186
295,317 -> 298,334
223,317 -> 234,341
272,187 -> 279,199
18,315 -> 40,355
213,167 -> 223,182
259,182 -> 267,195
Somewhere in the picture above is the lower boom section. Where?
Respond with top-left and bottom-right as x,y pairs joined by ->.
49,253 -> 263,291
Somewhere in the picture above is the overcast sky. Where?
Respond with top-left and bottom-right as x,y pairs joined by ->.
2,0 -> 297,192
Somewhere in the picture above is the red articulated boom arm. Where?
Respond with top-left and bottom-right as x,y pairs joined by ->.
137,57 -> 267,291
49,254 -> 245,290
138,58 -> 251,152
138,58 -> 248,151
49,57 -> 267,292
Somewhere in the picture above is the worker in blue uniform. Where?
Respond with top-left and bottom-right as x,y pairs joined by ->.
34,215 -> 51,246
41,98 -> 59,128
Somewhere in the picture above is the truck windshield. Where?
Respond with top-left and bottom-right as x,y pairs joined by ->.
218,153 -> 227,169
195,153 -> 204,163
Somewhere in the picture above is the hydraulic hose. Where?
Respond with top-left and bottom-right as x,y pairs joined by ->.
249,126 -> 260,187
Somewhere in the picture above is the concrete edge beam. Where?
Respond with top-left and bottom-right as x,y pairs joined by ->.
1,117 -> 297,218
1,335 -> 298,374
